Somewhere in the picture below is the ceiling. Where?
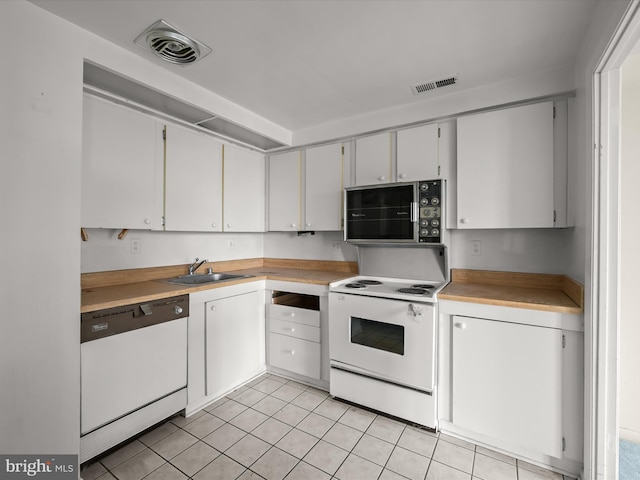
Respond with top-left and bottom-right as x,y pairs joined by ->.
31,0 -> 598,133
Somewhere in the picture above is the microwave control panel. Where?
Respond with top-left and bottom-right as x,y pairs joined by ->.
418,180 -> 442,243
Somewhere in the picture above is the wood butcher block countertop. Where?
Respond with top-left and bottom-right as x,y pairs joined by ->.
81,258 -> 358,313
439,269 -> 584,314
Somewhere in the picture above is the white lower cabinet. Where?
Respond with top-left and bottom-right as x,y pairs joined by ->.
205,290 -> 265,399
267,293 -> 321,380
439,300 -> 584,476
452,315 -> 563,457
186,283 -> 266,414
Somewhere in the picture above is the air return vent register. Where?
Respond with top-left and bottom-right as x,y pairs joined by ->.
134,20 -> 211,65
410,74 -> 459,95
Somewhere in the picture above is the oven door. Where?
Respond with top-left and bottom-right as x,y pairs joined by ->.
345,183 -> 417,243
328,292 -> 435,391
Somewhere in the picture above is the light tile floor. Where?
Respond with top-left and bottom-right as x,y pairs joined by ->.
81,374 -> 575,480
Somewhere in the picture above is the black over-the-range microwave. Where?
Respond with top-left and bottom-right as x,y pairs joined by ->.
344,179 -> 445,245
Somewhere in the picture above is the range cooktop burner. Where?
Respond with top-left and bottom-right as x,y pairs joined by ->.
412,284 -> 435,289
358,280 -> 383,285
397,288 -> 431,295
345,283 -> 367,289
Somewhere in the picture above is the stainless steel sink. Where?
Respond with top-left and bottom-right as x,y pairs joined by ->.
165,273 -> 253,285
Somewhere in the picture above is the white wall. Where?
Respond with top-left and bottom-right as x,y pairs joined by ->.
81,229 -> 264,273
0,0 -> 294,457
449,229 -> 572,274
0,1 -> 82,455
619,51 -> 640,442
264,231 -> 357,262
570,1 -> 633,479
293,66 -> 575,146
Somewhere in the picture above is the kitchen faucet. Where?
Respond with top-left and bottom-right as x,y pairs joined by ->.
188,257 -> 207,275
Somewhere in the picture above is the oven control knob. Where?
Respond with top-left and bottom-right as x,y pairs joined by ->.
420,197 -> 429,206
431,197 -> 440,205
420,183 -> 429,191
420,228 -> 429,236
420,220 -> 429,227
431,228 -> 440,236
173,306 -> 183,315
431,219 -> 439,227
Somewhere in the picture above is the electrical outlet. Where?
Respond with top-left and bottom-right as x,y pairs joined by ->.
471,240 -> 481,256
130,238 -> 141,254
227,239 -> 236,250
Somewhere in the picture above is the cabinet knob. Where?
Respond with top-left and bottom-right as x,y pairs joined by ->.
290,223 -> 297,228
306,223 -> 312,228
398,173 -> 406,179
286,328 -> 295,333
144,218 -> 151,225
378,176 -> 386,181
210,305 -> 216,311
454,322 -> 466,329
460,218 -> 469,224
289,312 -> 295,317
227,224 -> 232,228
212,223 -> 217,228
286,350 -> 296,356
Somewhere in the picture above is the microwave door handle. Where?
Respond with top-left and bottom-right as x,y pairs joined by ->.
411,202 -> 418,222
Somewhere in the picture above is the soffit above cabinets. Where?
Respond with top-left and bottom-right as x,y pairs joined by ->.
83,62 -> 286,151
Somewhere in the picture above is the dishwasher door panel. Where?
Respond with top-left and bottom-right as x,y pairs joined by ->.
81,318 -> 187,434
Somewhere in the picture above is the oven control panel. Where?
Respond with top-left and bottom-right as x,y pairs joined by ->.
418,180 -> 443,243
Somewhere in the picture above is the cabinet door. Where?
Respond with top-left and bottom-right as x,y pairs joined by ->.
205,291 -> 265,398
355,133 -> 392,186
305,143 -> 344,231
268,151 -> 301,231
164,123 -> 223,231
81,94 -> 162,229
223,144 -> 265,232
396,123 -> 439,181
452,315 -> 563,457
457,102 -> 554,228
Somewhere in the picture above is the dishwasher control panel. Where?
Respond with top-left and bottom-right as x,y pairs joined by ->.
81,294 -> 189,343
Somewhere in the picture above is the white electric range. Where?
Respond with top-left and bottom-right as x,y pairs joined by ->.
328,246 -> 448,429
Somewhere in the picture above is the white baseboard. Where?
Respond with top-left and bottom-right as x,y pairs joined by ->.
619,427 -> 640,443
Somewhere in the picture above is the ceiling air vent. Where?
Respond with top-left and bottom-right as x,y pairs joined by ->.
410,74 -> 459,95
134,20 -> 212,65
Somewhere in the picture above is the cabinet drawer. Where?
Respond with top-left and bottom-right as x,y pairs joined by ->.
268,304 -> 320,327
270,318 -> 320,343
269,333 -> 320,379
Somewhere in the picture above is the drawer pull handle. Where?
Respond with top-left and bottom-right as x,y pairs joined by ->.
289,313 -> 295,317
285,350 -> 295,356
285,328 -> 295,333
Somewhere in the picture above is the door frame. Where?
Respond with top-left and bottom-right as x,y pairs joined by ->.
591,2 -> 640,479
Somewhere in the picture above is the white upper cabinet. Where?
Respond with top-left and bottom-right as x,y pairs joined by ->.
223,144 -> 265,232
268,151 -> 301,231
304,143 -> 346,231
396,123 -> 439,181
164,123 -> 223,232
355,124 -> 454,187
456,101 -> 559,229
355,133 -> 392,186
269,143 -> 349,232
81,94 -> 163,229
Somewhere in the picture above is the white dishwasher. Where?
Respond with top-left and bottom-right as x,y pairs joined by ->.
80,294 -> 188,463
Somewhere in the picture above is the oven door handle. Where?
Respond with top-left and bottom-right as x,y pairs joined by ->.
408,303 -> 423,317
410,202 -> 418,222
